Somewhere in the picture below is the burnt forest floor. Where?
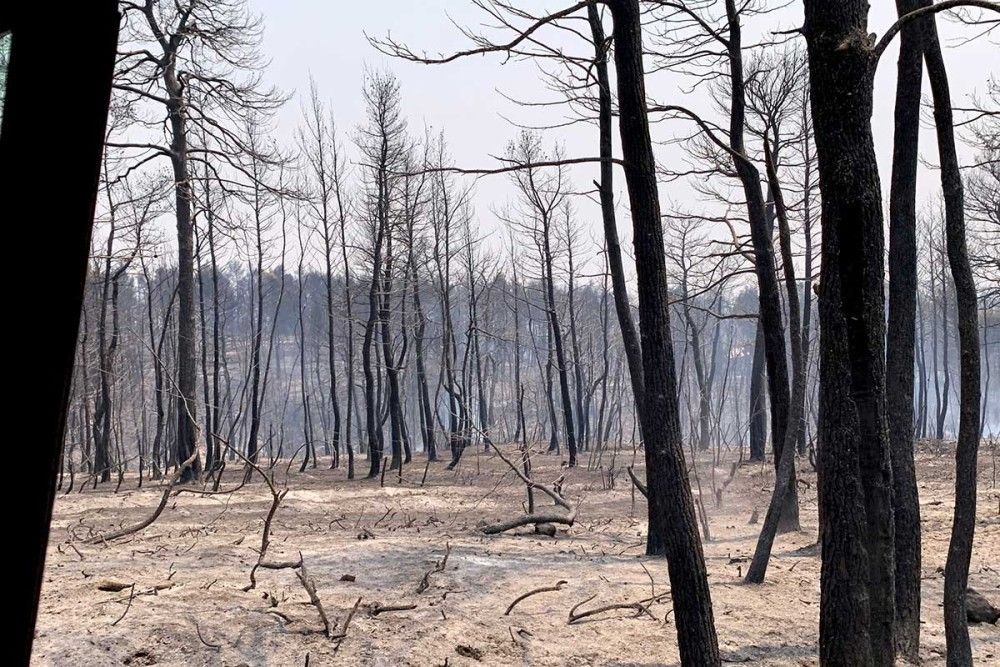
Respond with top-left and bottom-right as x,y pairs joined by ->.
34,439 -> 1000,666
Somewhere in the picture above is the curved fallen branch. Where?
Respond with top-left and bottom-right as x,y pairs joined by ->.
86,451 -> 198,545
567,593 -> 662,624
505,580 -> 568,615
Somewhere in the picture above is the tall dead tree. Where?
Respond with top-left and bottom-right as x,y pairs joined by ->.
923,9 -> 984,663
356,70 -> 408,477
114,0 -> 284,480
885,0 -> 927,658
506,132 -> 578,467
299,79 -> 345,471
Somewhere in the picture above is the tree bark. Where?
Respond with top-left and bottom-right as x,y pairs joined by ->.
885,1 -> 927,658
924,16 -> 983,665
804,1 -> 897,662
606,1 -> 720,662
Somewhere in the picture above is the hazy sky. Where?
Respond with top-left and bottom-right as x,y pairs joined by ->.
248,1 -> 999,267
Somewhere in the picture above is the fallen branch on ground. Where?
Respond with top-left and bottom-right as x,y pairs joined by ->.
481,441 -> 577,534
416,543 -> 451,593
366,601 -> 418,616
86,451 -> 198,545
567,591 -> 669,624
505,580 -> 568,615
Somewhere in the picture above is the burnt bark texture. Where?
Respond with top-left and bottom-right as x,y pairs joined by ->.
923,13 -> 983,665
606,1 -> 720,663
885,0 -> 928,659
803,1 -> 896,663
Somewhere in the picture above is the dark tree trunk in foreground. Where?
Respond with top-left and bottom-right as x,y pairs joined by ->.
924,14 -> 983,665
885,0 -> 927,658
804,1 -> 896,663
607,1 -> 720,662
588,2 -> 665,554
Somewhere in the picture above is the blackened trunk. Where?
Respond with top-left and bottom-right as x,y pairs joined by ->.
804,1 -> 896,662
724,0 -> 797,530
886,1 -> 927,658
748,325 -> 767,462
541,217 -> 577,467
166,64 -> 201,482
924,19 -> 983,665
607,1 -> 720,662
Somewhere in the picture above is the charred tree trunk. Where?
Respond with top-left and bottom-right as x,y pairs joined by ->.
724,0 -> 797,531
166,62 -> 201,482
748,325 -> 767,462
885,1 -> 927,658
606,1 -> 720,661
540,212 -> 578,467
924,16 -> 983,664
804,1 -> 896,662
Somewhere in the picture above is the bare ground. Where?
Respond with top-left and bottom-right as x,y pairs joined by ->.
34,441 -> 999,666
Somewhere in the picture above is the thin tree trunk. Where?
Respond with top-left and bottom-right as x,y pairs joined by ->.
924,19 -> 983,664
607,1 -> 720,661
885,1 -> 927,656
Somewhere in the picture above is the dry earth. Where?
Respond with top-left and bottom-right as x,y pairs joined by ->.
33,440 -> 1000,666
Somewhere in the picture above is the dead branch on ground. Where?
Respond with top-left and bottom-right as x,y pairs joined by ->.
366,601 -> 418,616
481,441 -> 577,534
567,592 -> 666,624
416,542 -> 451,593
505,580 -> 568,615
86,451 -> 198,545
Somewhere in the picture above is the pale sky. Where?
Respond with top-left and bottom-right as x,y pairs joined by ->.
249,1 -> 998,270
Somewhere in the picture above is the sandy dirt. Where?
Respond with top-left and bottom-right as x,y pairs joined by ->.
33,441 -> 999,666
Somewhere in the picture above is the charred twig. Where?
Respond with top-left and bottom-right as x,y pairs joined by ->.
567,592 -> 668,624
214,436 -> 291,592
111,583 -> 137,626
367,601 -> 418,616
416,543 -> 451,594
330,596 -> 362,641
504,580 -> 568,615
245,481 -> 290,591
193,618 -> 221,650
296,555 -> 333,637
259,558 -> 304,570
